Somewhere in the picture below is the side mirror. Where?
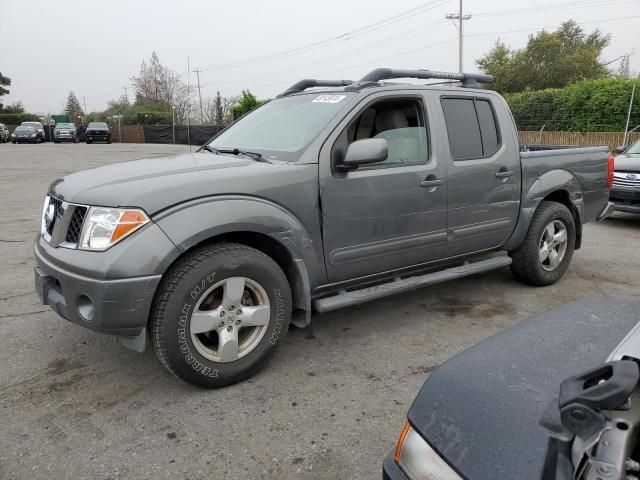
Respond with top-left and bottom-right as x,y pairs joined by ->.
615,146 -> 626,155
339,138 -> 388,171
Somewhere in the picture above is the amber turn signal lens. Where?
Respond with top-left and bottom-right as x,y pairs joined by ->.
394,420 -> 412,462
112,210 -> 149,243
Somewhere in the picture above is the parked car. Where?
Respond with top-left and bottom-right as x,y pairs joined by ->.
53,122 -> 79,143
611,140 -> 640,213
85,122 -> 111,143
20,121 -> 45,142
34,68 -> 614,388
0,123 -> 8,143
11,125 -> 40,143
383,298 -> 640,480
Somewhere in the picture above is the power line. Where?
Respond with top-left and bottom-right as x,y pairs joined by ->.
198,0 -> 451,71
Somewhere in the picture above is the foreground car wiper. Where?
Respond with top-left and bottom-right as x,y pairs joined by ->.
199,144 -> 222,154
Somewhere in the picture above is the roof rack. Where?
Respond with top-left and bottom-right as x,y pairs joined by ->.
358,68 -> 494,88
277,79 -> 353,97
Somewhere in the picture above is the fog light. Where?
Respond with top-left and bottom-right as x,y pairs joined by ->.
77,295 -> 95,321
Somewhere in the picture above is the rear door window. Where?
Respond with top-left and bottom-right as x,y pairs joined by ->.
441,97 -> 501,160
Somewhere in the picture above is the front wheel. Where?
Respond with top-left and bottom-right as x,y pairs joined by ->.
510,201 -> 576,286
150,243 -> 292,388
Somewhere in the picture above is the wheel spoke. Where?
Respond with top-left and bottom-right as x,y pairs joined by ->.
190,310 -> 219,334
544,223 -> 555,241
241,305 -> 271,327
553,228 -> 567,245
548,249 -> 560,268
218,327 -> 239,362
539,243 -> 550,262
223,277 -> 246,305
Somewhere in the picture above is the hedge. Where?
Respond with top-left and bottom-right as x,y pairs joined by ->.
504,78 -> 640,132
0,113 -> 40,125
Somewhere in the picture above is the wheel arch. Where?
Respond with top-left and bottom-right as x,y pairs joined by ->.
153,197 -> 320,327
505,169 -> 584,251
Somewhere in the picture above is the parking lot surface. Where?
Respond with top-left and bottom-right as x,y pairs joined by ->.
1,143 -> 639,480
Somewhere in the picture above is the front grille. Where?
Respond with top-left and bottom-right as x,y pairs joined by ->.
47,196 -> 63,235
43,195 -> 89,248
66,206 -> 87,244
613,172 -> 640,188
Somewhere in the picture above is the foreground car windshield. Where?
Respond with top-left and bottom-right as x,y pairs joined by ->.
626,140 -> 640,155
208,93 -> 352,160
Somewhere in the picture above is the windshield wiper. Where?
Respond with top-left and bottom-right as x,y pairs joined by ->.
228,148 -> 271,163
199,145 -> 271,163
199,144 -> 222,154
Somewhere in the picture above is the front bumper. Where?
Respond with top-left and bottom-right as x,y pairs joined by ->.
34,243 -> 161,338
383,454 -> 408,480
610,187 -> 640,214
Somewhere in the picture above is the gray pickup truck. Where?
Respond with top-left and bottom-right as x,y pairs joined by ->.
34,68 -> 615,388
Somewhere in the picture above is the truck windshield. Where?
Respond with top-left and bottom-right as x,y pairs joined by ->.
208,93 -> 352,160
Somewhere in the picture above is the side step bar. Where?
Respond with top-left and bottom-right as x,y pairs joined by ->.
313,256 -> 512,313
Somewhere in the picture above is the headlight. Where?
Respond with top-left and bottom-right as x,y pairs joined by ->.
79,207 -> 149,251
30,133 -> 36,137
394,421 -> 461,480
11,133 -> 15,137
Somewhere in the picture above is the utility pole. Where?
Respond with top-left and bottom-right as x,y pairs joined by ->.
187,56 -> 191,152
123,85 -> 129,104
446,0 -> 472,73
193,68 -> 204,125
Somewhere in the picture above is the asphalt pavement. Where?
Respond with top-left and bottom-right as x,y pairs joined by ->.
1,143 -> 639,480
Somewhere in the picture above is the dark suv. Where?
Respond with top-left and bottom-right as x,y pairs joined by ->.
85,122 -> 112,143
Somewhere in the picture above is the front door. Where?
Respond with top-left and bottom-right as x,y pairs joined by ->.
319,93 -> 447,283
439,94 -> 521,257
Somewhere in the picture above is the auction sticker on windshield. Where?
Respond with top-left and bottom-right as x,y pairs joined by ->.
312,95 -> 346,103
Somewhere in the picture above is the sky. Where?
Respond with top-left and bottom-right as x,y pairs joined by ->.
1,0 -> 639,114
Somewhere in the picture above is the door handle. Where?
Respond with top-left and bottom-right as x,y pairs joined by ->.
420,178 -> 445,188
495,170 -> 515,178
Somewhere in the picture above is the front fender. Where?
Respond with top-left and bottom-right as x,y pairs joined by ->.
504,169 -> 583,251
152,195 -> 325,288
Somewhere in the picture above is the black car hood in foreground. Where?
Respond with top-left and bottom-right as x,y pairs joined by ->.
408,298 -> 640,480
615,154 -> 640,172
49,152 -> 310,215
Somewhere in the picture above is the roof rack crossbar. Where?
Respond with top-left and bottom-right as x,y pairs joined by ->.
278,79 -> 353,97
359,68 -> 494,88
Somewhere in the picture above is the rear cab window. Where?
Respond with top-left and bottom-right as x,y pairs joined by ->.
441,96 -> 501,160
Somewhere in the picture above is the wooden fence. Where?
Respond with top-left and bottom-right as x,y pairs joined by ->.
518,131 -> 640,151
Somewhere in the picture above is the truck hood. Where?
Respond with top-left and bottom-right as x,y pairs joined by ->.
49,152 -> 301,215
407,298 -> 640,480
614,154 -> 640,172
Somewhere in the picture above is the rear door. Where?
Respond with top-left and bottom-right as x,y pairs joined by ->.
439,94 -> 520,257
319,91 -> 447,283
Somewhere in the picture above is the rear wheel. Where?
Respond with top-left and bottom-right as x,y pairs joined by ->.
510,201 -> 575,286
150,243 -> 292,388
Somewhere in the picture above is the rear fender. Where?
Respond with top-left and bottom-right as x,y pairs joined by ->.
504,169 -> 583,251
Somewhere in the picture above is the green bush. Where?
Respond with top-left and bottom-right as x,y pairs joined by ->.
505,78 -> 640,132
0,112 -> 39,125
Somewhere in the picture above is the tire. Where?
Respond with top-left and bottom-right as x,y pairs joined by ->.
150,243 -> 292,388
107,138 -> 112,144
510,201 -> 576,286
87,140 -> 92,144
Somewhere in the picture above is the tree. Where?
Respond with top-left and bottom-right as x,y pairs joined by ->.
232,90 -> 267,119
0,72 -> 10,98
477,21 -> 610,93
203,92 -> 236,126
2,101 -> 24,114
132,52 -> 193,123
65,91 -> 84,121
